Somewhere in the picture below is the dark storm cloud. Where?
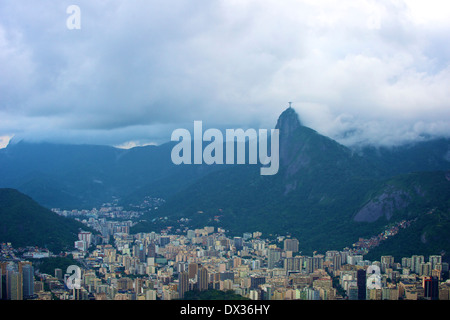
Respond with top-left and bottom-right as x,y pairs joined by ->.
0,0 -> 449,148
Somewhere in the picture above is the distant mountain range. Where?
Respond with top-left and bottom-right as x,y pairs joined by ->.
0,139 -> 222,209
1,107 -> 450,260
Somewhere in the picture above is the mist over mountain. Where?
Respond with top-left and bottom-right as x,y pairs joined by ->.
145,108 -> 450,256
1,107 -> 450,259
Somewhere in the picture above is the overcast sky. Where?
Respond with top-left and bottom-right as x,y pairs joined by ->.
1,0 -> 450,148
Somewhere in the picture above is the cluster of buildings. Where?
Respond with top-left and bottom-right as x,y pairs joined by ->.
52,197 -> 165,221
351,219 -> 413,255
1,223 -> 450,301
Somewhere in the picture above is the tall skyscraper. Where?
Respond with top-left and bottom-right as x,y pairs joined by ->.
197,267 -> 208,291
6,269 -> 22,300
178,272 -> 189,299
147,242 -> 156,258
22,264 -> 34,299
357,269 -> 366,300
133,243 -> 146,262
423,276 -> 439,300
234,237 -> 243,251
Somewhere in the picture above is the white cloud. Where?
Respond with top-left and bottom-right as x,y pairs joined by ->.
0,135 -> 13,148
0,0 -> 449,147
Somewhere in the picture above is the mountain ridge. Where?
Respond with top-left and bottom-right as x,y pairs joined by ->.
146,108 -> 450,257
1,107 -> 450,259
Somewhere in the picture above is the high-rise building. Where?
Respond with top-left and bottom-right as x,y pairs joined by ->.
332,254 -> 342,271
186,230 -> 195,240
423,276 -> 439,300
260,285 -> 273,300
134,278 -> 144,294
285,256 -> 303,274
411,255 -> 424,274
381,256 -> 395,268
429,255 -> 442,270
55,268 -> 63,281
250,276 -> 265,289
117,277 -> 133,291
419,262 -> 432,277
305,257 -> 315,274
75,240 -> 87,251
233,257 -> 242,268
22,264 -> 34,299
133,243 -> 146,262
78,231 -> 92,249
197,267 -> 208,291
251,259 -> 261,270
348,285 -> 358,300
159,236 -> 170,248
357,269 -> 366,300
313,255 -> 324,270
219,272 -> 234,282
233,237 -> 243,251
6,269 -> 22,300
249,290 -> 259,300
267,248 -> 282,269
178,272 -> 189,299
147,242 -> 156,258
188,263 -> 199,280
348,255 -> 363,266
283,239 -> 299,253
401,257 -> 411,268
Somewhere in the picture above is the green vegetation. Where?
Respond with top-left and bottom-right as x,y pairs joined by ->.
0,188 -> 93,253
33,254 -> 80,275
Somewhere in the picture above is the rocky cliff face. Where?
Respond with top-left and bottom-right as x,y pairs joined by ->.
275,107 -> 311,181
274,106 -> 370,195
353,187 -> 411,222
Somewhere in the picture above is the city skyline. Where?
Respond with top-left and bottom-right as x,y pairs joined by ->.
1,212 -> 449,301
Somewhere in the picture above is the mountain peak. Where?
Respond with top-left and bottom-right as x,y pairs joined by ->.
275,107 -> 302,137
